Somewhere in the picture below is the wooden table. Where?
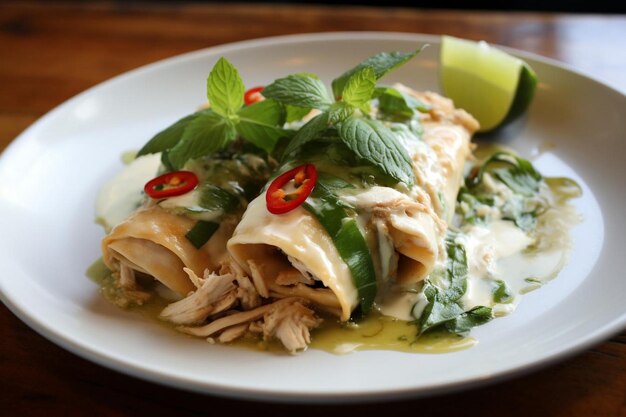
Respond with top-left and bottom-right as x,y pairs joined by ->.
1,2 -> 625,415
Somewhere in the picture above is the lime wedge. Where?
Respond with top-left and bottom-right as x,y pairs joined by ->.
440,36 -> 538,133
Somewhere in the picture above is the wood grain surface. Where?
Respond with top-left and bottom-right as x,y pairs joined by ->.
1,2 -> 625,416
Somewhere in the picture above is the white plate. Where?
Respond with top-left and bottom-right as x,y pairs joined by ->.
1,32 -> 625,403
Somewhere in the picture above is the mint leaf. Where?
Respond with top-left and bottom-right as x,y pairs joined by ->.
375,86 -> 431,119
137,111 -> 209,157
236,122 -> 292,154
237,98 -> 285,126
262,74 -> 332,110
338,117 -> 415,186
207,57 -> 245,117
331,47 -> 424,99
281,112 -> 329,160
327,102 -> 354,124
167,111 -> 236,170
341,67 -> 376,111
236,98 -> 291,153
285,105 -> 311,123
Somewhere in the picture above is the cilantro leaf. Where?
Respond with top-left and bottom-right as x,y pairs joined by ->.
341,67 -> 376,111
207,57 -> 245,117
338,116 -> 415,186
167,111 -> 237,170
331,47 -> 425,99
262,73 -> 332,110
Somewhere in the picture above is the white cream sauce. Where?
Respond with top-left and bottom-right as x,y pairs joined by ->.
377,173 -> 579,323
96,153 -> 161,231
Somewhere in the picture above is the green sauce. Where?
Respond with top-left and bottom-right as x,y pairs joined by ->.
309,313 -> 476,354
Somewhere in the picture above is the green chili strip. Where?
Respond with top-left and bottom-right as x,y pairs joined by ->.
185,220 -> 220,249
303,181 -> 377,314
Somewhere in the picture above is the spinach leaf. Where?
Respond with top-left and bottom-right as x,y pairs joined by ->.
416,232 -> 493,335
492,279 -> 514,303
444,306 -> 493,336
468,152 -> 542,196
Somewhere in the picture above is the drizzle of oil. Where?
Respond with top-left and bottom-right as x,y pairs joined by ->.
309,313 -> 475,354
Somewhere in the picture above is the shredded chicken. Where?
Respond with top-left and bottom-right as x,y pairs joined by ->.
262,301 -> 322,353
269,283 -> 342,316
275,269 -> 315,286
285,255 -> 317,285
178,297 -> 321,354
225,260 -> 261,310
217,323 -> 249,343
104,263 -> 151,308
159,268 -> 237,325
247,260 -> 270,297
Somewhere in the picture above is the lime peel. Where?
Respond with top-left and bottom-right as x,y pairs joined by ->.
440,36 -> 538,133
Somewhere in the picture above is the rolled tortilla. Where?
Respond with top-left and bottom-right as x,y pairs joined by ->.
102,205 -> 235,296
228,89 -> 478,320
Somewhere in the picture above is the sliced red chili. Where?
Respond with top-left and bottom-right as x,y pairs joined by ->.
266,163 -> 318,214
244,86 -> 265,106
144,171 -> 199,199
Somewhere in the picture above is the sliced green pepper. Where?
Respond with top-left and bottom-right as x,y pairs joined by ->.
303,179 -> 377,315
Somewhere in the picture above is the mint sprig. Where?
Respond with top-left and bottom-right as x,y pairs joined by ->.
268,48 -> 424,186
331,47 -> 425,99
136,58 -> 292,170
